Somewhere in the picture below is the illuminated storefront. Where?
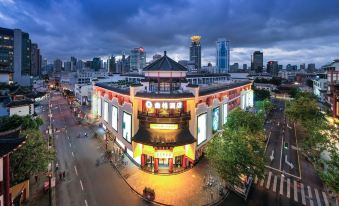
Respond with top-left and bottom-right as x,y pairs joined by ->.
93,52 -> 253,174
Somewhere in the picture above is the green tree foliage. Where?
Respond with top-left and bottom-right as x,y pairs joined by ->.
285,91 -> 338,193
10,129 -> 55,185
319,147 -> 339,193
206,108 -> 266,188
226,108 -> 264,133
254,89 -> 271,101
0,115 -> 44,132
254,77 -> 282,86
306,79 -> 314,88
288,87 -> 300,98
255,99 -> 274,114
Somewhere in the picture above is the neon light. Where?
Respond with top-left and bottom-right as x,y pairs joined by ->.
150,124 -> 178,130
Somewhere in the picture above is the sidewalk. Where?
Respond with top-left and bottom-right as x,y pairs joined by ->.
108,143 -> 228,206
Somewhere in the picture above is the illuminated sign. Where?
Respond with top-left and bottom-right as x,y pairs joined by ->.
145,101 -> 183,109
150,124 -> 178,130
154,150 -> 173,158
212,107 -> 220,133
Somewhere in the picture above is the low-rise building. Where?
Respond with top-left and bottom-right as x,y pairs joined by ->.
253,83 -> 277,93
324,59 -> 339,118
313,77 -> 328,102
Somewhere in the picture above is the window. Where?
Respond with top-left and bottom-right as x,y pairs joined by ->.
122,112 -> 132,143
223,103 -> 228,124
112,105 -> 118,132
197,113 -> 207,145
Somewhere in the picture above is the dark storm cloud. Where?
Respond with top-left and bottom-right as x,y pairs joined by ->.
1,0 -> 339,66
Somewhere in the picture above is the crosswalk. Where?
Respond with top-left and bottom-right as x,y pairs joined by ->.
255,171 -> 330,206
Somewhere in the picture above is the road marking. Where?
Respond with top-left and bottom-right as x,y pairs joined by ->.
72,152 -> 74,157
286,178 -> 290,198
272,175 -> 277,192
69,143 -> 71,147
280,132 -> 284,170
264,165 -> 301,179
322,191 -> 329,206
264,131 -> 272,152
294,122 -> 302,180
74,166 -> 78,176
67,136 -> 70,140
85,200 -> 88,206
301,183 -> 306,205
293,180 -> 298,202
266,172 -> 272,189
260,178 -> 264,187
314,188 -> 321,206
307,186 -> 314,206
80,180 -> 84,191
279,175 -> 284,195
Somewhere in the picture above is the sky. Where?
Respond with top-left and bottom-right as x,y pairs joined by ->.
1,0 -> 339,68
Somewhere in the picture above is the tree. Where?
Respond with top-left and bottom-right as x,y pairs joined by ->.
256,99 -> 274,114
226,108 -> 264,134
0,115 -> 44,132
319,147 -> 339,193
254,89 -> 271,101
288,88 -> 300,98
206,127 -> 266,187
306,79 -> 314,88
10,129 -> 55,185
206,108 -> 266,188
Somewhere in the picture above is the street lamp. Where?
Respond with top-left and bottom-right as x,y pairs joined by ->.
47,173 -> 52,206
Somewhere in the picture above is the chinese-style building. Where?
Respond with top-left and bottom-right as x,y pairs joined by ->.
93,52 -> 253,173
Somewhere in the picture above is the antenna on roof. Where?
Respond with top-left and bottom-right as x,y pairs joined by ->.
164,51 -> 167,56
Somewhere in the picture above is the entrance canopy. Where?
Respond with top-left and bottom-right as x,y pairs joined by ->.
132,127 -> 195,147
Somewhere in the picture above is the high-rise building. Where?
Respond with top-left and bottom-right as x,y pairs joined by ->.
243,64 -> 247,70
300,63 -> 306,70
267,61 -> 279,76
53,59 -> 62,72
64,61 -> 71,72
216,38 -> 230,73
76,59 -> 83,71
130,47 -> 146,74
70,56 -> 77,72
42,58 -> 48,68
251,51 -> 263,73
307,63 -> 316,72
92,57 -> 101,71
31,43 -> 41,77
0,27 -> 32,85
152,54 -> 162,62
190,36 -> 201,71
107,56 -> 117,73
278,65 -> 283,71
230,63 -> 239,72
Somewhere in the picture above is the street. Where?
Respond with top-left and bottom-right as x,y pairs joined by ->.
41,91 -> 146,206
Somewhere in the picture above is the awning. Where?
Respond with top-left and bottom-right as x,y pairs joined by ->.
132,127 -> 196,147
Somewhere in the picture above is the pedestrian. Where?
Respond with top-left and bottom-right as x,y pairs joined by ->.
59,172 -> 62,181
55,163 -> 59,171
62,171 -> 66,180
34,175 -> 38,183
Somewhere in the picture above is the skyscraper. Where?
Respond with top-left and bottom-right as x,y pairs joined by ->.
92,57 -> 101,71
251,51 -> 263,73
70,56 -> 77,72
130,47 -> 146,74
30,43 -> 41,77
216,38 -> 230,73
53,59 -> 62,72
190,36 -> 201,71
0,27 -> 32,85
267,61 -> 279,76
107,56 -> 117,73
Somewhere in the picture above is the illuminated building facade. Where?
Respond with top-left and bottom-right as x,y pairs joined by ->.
93,52 -> 253,173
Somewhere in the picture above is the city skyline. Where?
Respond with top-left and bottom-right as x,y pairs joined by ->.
1,0 -> 339,67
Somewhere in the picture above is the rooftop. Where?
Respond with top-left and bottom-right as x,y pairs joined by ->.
199,81 -> 251,96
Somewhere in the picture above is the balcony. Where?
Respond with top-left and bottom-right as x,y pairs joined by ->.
137,111 -> 191,124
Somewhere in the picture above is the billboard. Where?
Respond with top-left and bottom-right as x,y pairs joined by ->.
197,113 -> 207,145
223,103 -> 228,125
123,112 -> 132,143
104,101 -> 109,122
97,98 -> 102,116
112,105 -> 118,132
212,107 -> 220,133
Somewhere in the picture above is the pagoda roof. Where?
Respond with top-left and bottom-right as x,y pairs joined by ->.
0,128 -> 26,157
7,99 -> 34,107
10,86 -> 30,96
143,51 -> 188,72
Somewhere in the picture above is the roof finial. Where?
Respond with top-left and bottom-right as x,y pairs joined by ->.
164,51 -> 167,56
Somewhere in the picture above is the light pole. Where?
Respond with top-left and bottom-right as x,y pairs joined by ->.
47,173 -> 52,206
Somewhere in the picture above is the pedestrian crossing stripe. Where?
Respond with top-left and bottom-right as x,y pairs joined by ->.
254,174 -> 330,206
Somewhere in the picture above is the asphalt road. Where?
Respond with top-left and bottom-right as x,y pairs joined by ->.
45,91 -> 146,206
